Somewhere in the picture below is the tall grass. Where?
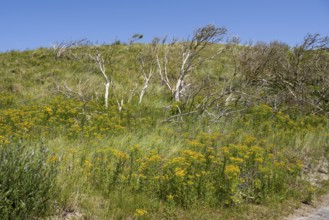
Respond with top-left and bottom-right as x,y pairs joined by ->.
0,45 -> 328,219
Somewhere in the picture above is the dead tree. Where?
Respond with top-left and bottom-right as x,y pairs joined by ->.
52,39 -> 89,59
136,38 -> 159,104
155,24 -> 228,102
90,46 -> 124,111
92,50 -> 110,109
235,34 -> 329,114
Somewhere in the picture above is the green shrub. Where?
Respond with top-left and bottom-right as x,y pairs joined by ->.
0,142 -> 58,219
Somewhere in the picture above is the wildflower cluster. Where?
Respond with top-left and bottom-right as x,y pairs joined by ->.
85,132 -> 302,207
0,96 -> 147,142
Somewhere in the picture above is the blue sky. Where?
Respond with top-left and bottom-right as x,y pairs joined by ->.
1,0 -> 328,52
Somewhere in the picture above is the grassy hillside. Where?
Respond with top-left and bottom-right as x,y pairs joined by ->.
0,33 -> 328,219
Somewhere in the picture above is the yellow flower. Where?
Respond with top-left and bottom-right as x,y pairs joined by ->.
244,135 -> 256,144
44,106 -> 53,115
134,209 -> 148,217
148,154 -> 161,162
255,157 -> 264,163
230,157 -> 244,164
181,149 -> 205,161
166,194 -> 174,201
111,149 -> 129,160
221,146 -> 230,155
48,155 -> 58,163
85,160 -> 91,168
224,164 -> 240,178
250,145 -> 264,156
175,168 -> 186,177
169,157 -> 187,165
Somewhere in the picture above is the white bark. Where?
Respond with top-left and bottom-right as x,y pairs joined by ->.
174,78 -> 183,102
110,81 -> 124,112
93,53 -> 110,109
155,25 -> 227,102
138,57 -> 154,104
156,49 -> 173,93
139,76 -> 150,104
174,51 -> 191,101
104,81 -> 110,109
137,41 -> 163,104
92,47 -> 128,112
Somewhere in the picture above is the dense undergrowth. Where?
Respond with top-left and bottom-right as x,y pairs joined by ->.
0,142 -> 58,219
0,32 -> 328,219
0,94 -> 328,219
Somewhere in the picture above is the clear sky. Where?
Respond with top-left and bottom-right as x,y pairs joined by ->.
1,0 -> 328,52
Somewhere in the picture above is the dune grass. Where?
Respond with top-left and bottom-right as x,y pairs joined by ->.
0,44 -> 328,219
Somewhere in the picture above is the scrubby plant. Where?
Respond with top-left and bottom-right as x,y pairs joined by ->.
0,142 -> 59,219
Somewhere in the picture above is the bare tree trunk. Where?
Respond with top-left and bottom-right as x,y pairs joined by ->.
111,83 -> 124,111
91,46 -> 127,112
137,41 -> 158,104
92,52 -> 111,109
154,25 -> 227,102
174,78 -> 183,102
104,81 -> 110,109
174,51 -> 191,101
139,77 -> 150,104
138,61 -> 153,104
156,48 -> 173,94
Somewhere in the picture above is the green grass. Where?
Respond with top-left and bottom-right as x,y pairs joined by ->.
0,43 -> 328,219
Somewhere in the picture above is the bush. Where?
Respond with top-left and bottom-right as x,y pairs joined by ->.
0,142 -> 58,219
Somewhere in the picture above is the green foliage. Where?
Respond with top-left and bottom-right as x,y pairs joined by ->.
0,90 -> 326,218
0,142 -> 58,219
84,131 -> 302,208
0,38 -> 328,218
0,93 -> 16,108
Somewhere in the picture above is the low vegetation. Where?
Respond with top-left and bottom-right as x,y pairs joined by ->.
0,25 -> 328,219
